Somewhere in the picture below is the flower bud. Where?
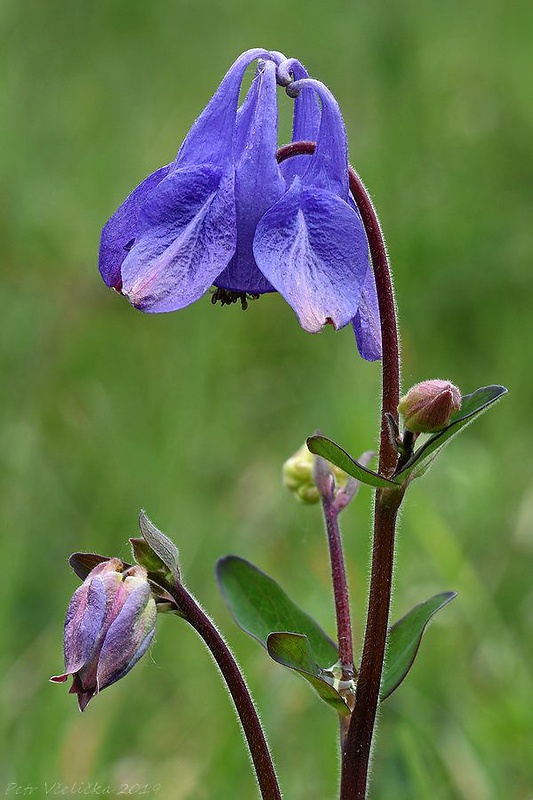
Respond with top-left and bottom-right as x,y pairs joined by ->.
398,379 -> 461,433
282,445 -> 320,504
282,444 -> 350,505
51,558 -> 157,711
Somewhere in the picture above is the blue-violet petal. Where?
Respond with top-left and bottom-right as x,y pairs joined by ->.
215,60 -> 284,294
120,166 -> 236,312
253,178 -> 369,332
99,165 -> 171,289
352,266 -> 382,361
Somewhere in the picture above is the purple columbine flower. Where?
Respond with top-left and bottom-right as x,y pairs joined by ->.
254,74 -> 369,334
50,558 -> 157,711
99,49 -> 381,359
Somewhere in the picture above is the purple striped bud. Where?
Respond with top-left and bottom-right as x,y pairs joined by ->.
398,379 -> 461,434
50,558 -> 157,711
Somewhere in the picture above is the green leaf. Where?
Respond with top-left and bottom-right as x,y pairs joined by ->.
217,556 -> 338,667
266,633 -> 351,715
381,591 -> 457,700
307,435 -> 397,488
139,510 -> 181,581
130,536 -> 170,574
394,385 -> 507,482
217,557 -> 351,713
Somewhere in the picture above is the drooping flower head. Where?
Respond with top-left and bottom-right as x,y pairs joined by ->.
99,49 -> 382,360
50,558 -> 157,711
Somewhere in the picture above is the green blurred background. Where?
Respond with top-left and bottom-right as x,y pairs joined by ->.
1,0 -> 532,797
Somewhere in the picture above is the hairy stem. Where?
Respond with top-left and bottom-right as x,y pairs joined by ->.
340,168 -> 403,798
169,581 -> 282,800
340,488 -> 403,798
277,142 -> 404,798
347,166 -> 400,476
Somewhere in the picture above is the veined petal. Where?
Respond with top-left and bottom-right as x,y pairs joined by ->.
175,48 -> 272,170
52,560 -> 124,683
98,629 -> 156,693
352,266 -> 382,361
290,64 -> 321,144
233,65 -> 261,160
277,59 -> 321,186
62,574 -> 108,675
290,78 -> 349,198
99,165 -> 171,289
96,583 -> 156,691
215,60 -> 284,294
253,179 -> 368,332
345,196 -> 381,361
121,166 -> 236,312
100,49 -> 278,311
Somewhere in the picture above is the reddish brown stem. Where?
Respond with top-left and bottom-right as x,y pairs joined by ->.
347,166 -> 400,476
342,166 -> 404,799
277,141 -> 403,798
340,488 -> 403,799
278,134 -> 404,794
170,582 -> 282,800
320,489 -> 354,680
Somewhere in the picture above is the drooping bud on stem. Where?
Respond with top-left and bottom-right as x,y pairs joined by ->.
398,379 -> 461,433
50,559 -> 157,711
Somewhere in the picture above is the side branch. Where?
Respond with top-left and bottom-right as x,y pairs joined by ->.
318,482 -> 354,681
170,582 -> 282,800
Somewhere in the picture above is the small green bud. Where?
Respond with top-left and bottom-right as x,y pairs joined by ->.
283,444 -> 351,505
398,379 -> 461,433
282,444 -> 314,485
283,445 -> 319,504
296,483 -> 320,504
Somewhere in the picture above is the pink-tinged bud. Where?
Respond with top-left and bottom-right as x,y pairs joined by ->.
398,379 -> 461,433
50,558 -> 156,712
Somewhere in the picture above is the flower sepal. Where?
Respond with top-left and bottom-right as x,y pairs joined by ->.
136,510 -> 181,582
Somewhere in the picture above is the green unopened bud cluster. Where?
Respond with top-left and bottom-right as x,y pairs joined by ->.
398,379 -> 461,433
283,444 -> 349,504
